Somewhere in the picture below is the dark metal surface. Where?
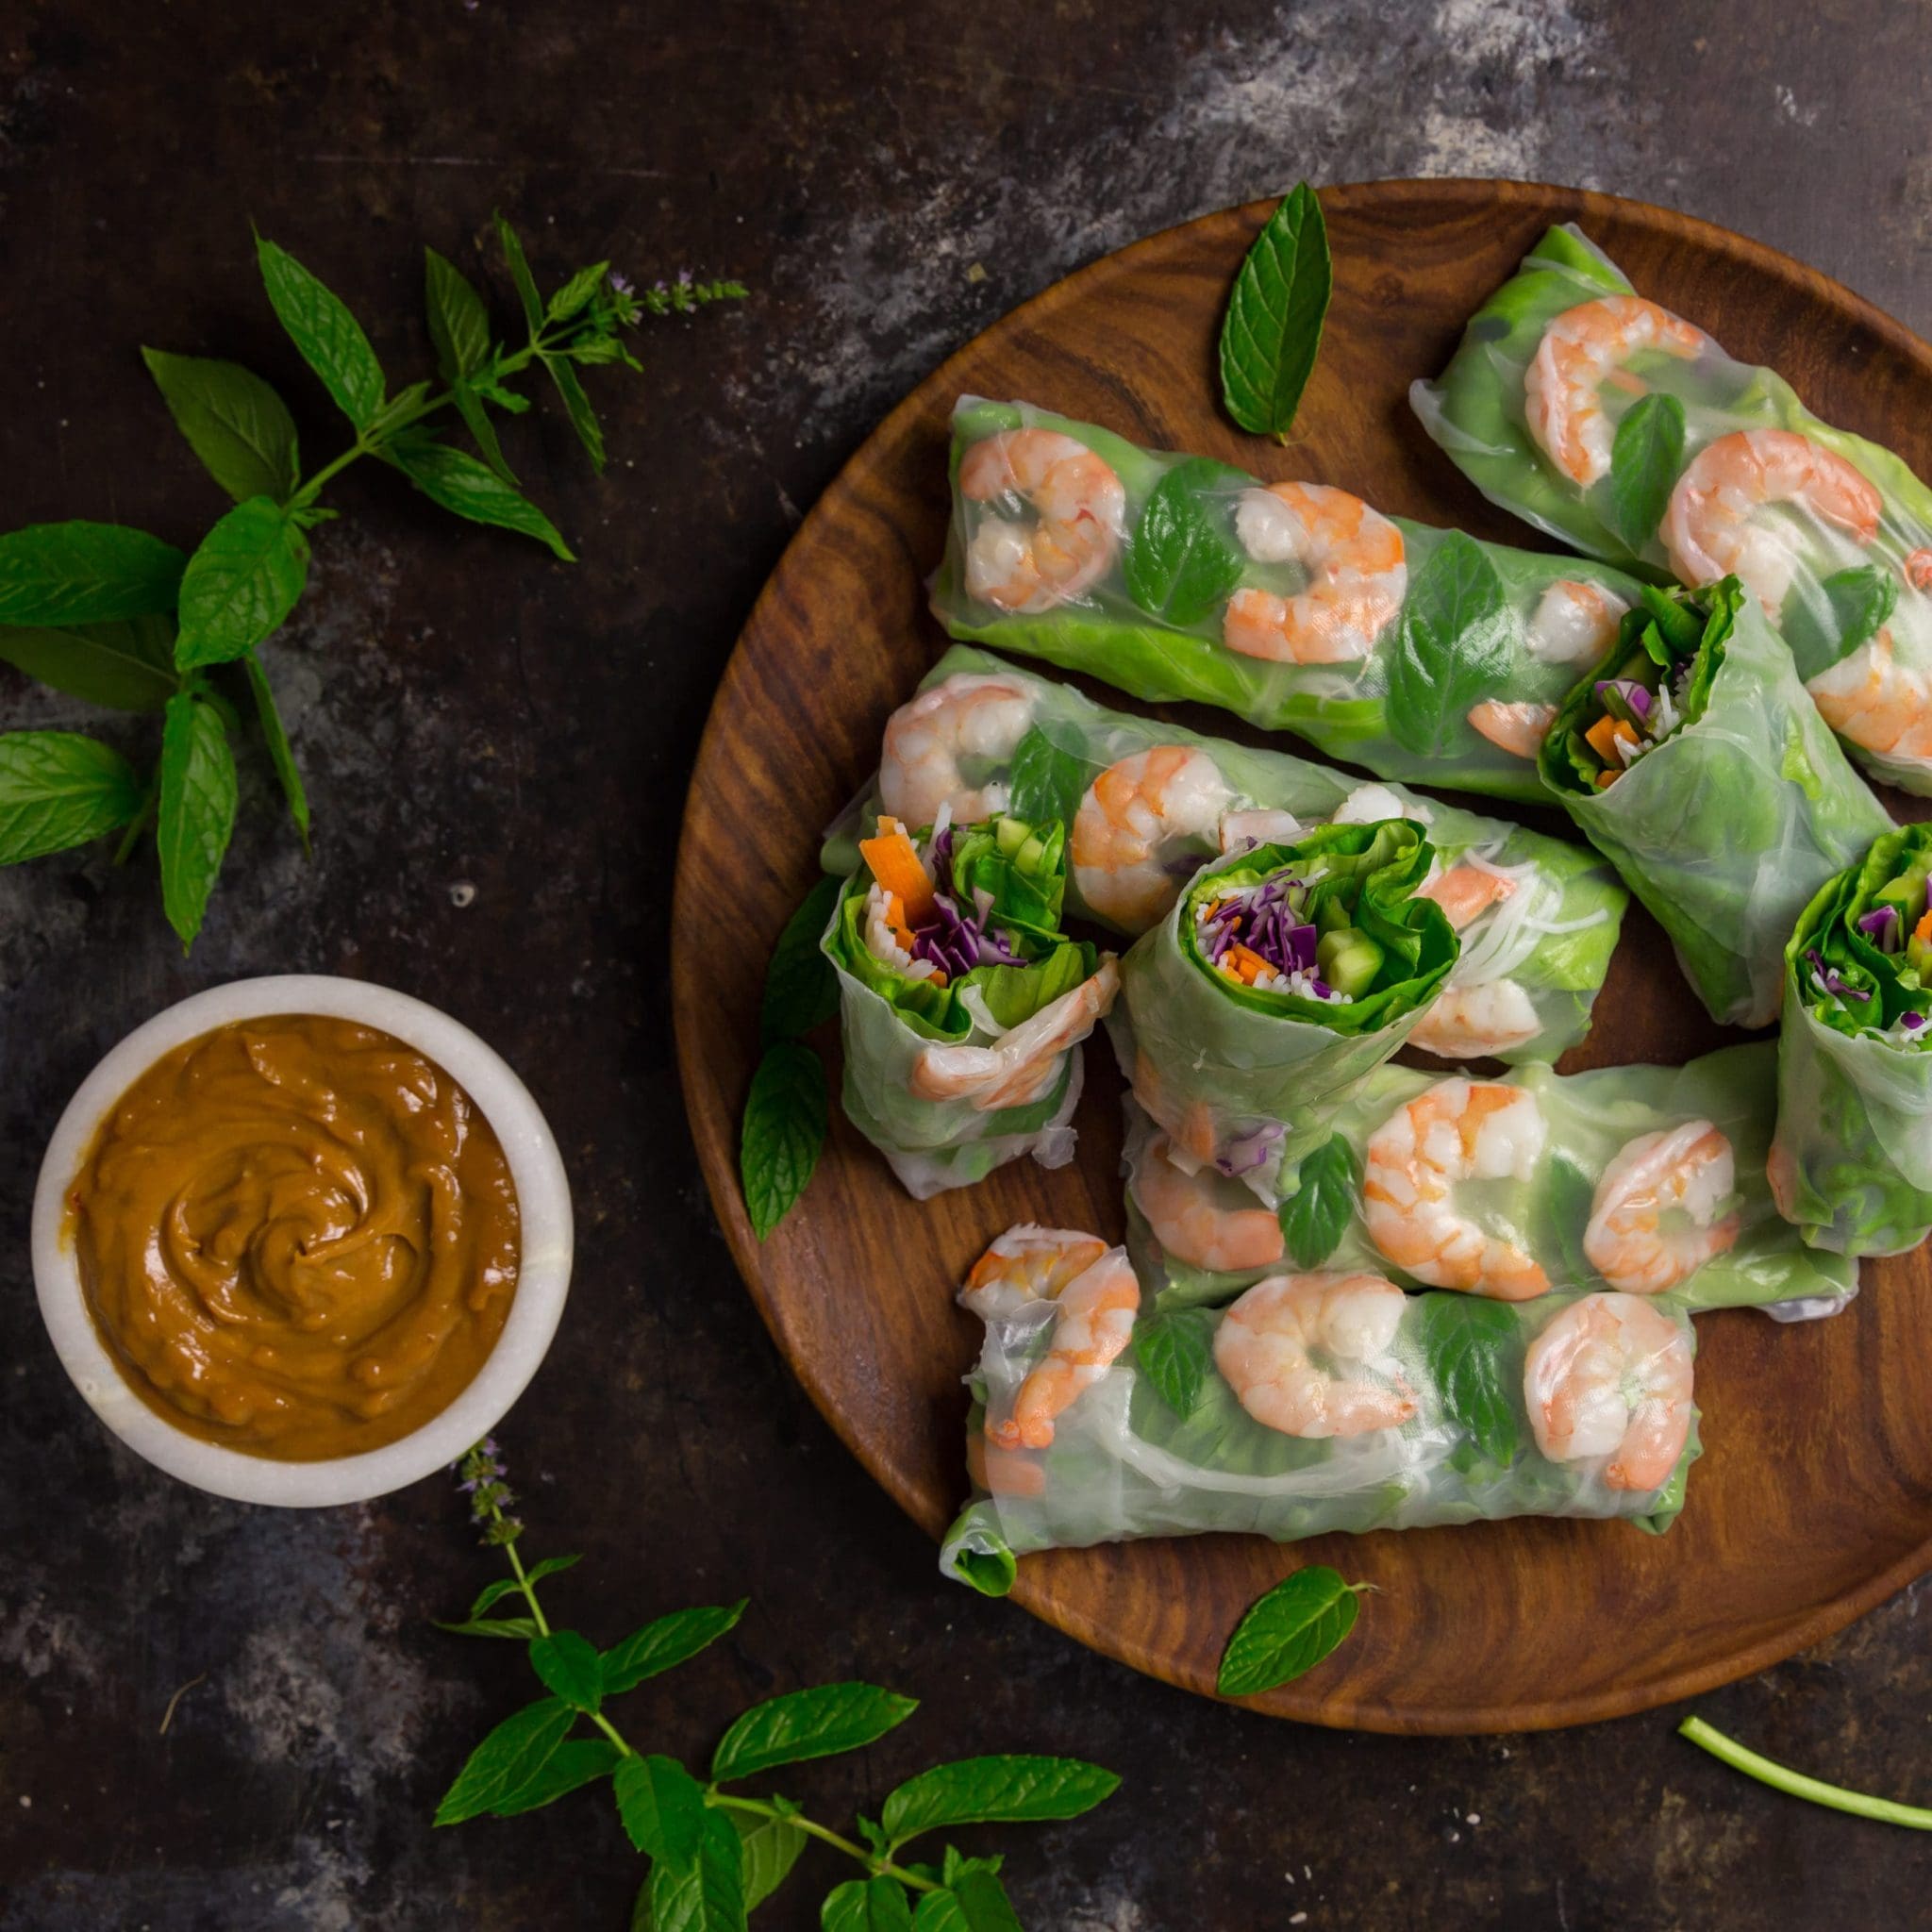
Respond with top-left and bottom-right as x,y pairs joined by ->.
3,3 -> 1929,1925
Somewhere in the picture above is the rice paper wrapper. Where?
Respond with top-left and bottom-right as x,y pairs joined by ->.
929,396 -> 1645,806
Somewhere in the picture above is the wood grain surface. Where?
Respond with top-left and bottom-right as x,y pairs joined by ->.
673,179 -> 1932,1734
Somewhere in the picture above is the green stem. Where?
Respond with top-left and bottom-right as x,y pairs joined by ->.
113,785 -> 158,866
1679,1716 -> 1932,1829
706,1791 -> 941,1893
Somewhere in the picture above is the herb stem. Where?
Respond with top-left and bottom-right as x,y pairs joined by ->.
112,784 -> 158,866
1679,1716 -> 1932,1829
705,1791 -> 941,1892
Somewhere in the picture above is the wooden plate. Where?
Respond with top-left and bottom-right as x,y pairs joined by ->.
674,179 -> 1932,1733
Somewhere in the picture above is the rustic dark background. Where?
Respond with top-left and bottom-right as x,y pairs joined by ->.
5,3 -> 1931,1927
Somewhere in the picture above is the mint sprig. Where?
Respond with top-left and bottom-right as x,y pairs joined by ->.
1218,182 -> 1332,441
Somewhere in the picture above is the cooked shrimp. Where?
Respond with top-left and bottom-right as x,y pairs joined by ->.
879,674 -> 1036,828
966,1425 -> 1046,1498
958,429 -> 1127,613
1524,1291 -> 1693,1491
988,1247 -> 1140,1449
1361,1080 -> 1550,1299
1806,629 -> 1932,765
1422,862 -> 1516,931
1527,578 -> 1628,665
1408,980 -> 1541,1060
1583,1121 -> 1740,1294
1072,746 -> 1234,931
1468,699 -> 1557,759
911,956 -> 1119,1109
1908,549 -> 1932,592
1662,428 -> 1883,616
1524,296 -> 1707,487
1213,1272 -> 1416,1438
1131,1130 -> 1285,1274
1222,483 -> 1407,664
962,1224 -> 1109,1320
1219,807 -> 1304,853
1333,781 -> 1424,826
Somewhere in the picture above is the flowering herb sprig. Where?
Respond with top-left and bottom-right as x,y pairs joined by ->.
438,1441 -> 1119,1928
0,219 -> 745,949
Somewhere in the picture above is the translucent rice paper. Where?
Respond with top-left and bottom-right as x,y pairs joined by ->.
941,1266 -> 1699,1592
928,397 -> 1645,806
1413,223 -> 1932,793
824,644 -> 1627,1065
1538,588 -> 1889,1027
1773,827 -> 1932,1256
1124,1044 -> 1859,1319
1110,824 -> 1457,1207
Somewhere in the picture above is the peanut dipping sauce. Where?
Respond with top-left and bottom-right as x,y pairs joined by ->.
66,1014 -> 520,1461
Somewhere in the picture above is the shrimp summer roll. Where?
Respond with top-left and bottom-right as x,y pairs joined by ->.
1124,1043 -> 1858,1320
940,1226 -> 1700,1594
823,810 -> 1117,1199
1109,820 -> 1458,1206
824,647 -> 1627,1064
1414,222 -> 1932,793
928,396 -> 1645,805
1771,824 -> 1932,1256
1537,579 -> 1890,1027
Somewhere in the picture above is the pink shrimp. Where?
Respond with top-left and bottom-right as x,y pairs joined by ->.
1213,1272 -> 1416,1439
1222,482 -> 1407,664
988,1247 -> 1140,1450
1130,1130 -> 1285,1274
1468,700 -> 1557,760
958,428 -> 1126,613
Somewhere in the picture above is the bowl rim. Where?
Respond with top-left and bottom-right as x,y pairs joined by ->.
30,974 -> 575,1507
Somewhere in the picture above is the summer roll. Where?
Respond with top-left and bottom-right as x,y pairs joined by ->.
928,396 -> 1645,805
1414,222 -> 1932,793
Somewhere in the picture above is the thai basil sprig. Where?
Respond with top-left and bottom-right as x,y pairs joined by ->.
439,1441 -> 1119,1928
0,223 -> 744,948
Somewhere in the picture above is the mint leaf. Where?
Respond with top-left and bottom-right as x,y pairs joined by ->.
601,1600 -> 746,1696
614,1753 -> 708,1863
642,1807 -> 745,1932
1130,1307 -> 1217,1421
384,436 -> 575,561
256,235 -> 386,430
175,497 -> 310,669
1279,1133 -> 1360,1268
546,260 -> 611,324
431,1616 -> 540,1640
1383,531 -> 1510,758
494,213 -> 545,336
1605,393 -> 1687,553
0,522 -> 185,626
1416,1293 -> 1520,1469
425,247 -> 492,380
490,1738 -> 619,1817
528,1629 -> 604,1713
0,614 -> 175,711
1217,1567 -> 1363,1697
1123,458 -> 1249,625
465,1554 -> 580,1620
761,874 -> 842,1045
157,692 -> 237,950
1219,182 -> 1332,439
881,1757 -> 1120,1848
434,1696 -> 574,1825
735,1807 -> 808,1910
740,1042 -> 827,1240
141,349 -> 300,505
1789,561 -> 1901,676
1003,724 -> 1088,830
544,354 -> 607,474
711,1682 -> 917,1783
242,653 -> 309,850
910,1869 -> 1021,1932
824,1876 -> 914,1932
1545,1152 -> 1595,1290
0,732 -> 144,865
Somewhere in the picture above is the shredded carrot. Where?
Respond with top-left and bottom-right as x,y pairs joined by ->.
1915,908 -> 1932,946
1221,943 -> 1273,984
860,823 -> 937,924
1585,713 -> 1640,769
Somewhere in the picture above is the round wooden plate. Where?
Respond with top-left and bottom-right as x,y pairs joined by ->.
674,179 -> 1932,1733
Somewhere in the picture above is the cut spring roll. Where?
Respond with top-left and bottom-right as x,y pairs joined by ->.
1772,824 -> 1932,1256
1537,579 -> 1890,1027
823,810 -> 1116,1198
1414,222 -> 1932,792
824,645 -> 1627,1065
928,396 -> 1645,805
941,1227 -> 1700,1595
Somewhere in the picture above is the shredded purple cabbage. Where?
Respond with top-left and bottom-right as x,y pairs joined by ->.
1216,1120 -> 1285,1177
1595,677 -> 1652,721
1198,873 -> 1319,978
910,888 -> 1024,977
1857,905 -> 1904,953
1905,1012 -> 1927,1032
1806,947 -> 1872,1002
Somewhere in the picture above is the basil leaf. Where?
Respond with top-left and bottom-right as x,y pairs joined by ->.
1217,1567 -> 1363,1697
242,652 -> 309,850
1278,1132 -> 1361,1268
425,247 -> 491,380
528,1629 -> 604,1714
615,1753 -> 709,1863
1123,458 -> 1248,625
546,260 -> 611,324
0,732 -> 144,865
1218,182 -> 1332,439
157,692 -> 237,950
495,212 -> 545,336
1416,1293 -> 1521,1470
824,1876 -> 914,1932
601,1600 -> 746,1696
1605,392 -> 1687,552
433,1695 -> 574,1825
256,235 -> 386,430
910,1869 -> 1021,1932
141,349 -> 300,505
1789,561 -> 1901,675
761,874 -> 842,1045
735,1807 -> 807,1910
1383,531 -> 1510,758
740,1042 -> 827,1240
711,1682 -> 917,1783
490,1738 -> 619,1817
0,522 -> 186,625
431,1615 -> 540,1640
0,614 -> 175,712
384,436 -> 575,561
881,1756 -> 1120,1847
175,497 -> 310,669
1130,1307 -> 1218,1421
545,354 -> 607,473
643,1807 -> 746,1932
1003,725 -> 1088,830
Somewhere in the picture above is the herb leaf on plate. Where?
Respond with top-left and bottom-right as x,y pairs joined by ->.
1218,1566 -> 1367,1697
1219,181 -> 1333,441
